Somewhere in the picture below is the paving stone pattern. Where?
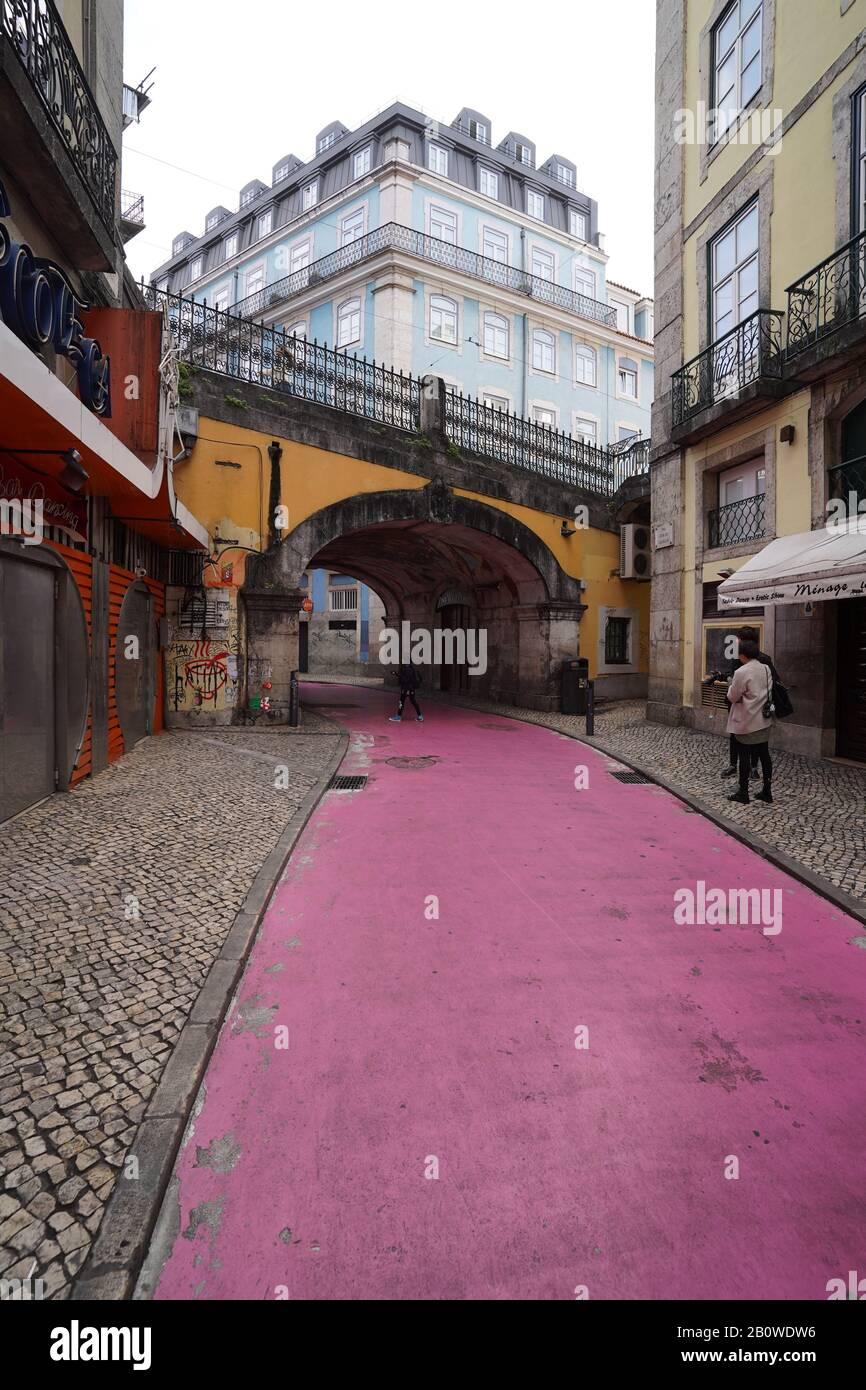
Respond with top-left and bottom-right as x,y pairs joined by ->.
0,718 -> 339,1298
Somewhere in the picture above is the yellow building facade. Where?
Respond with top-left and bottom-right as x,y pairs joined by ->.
651,0 -> 866,761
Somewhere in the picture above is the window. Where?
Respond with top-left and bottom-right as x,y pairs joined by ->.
284,320 -> 307,339
711,202 -> 759,339
205,215 -> 222,232
341,208 -> 365,245
575,266 -> 597,300
557,164 -> 575,188
189,256 -> 203,281
318,131 -> 338,154
302,182 -> 318,211
329,585 -> 358,611
430,294 -> 458,344
429,144 -> 449,176
257,210 -> 273,240
244,264 -> 265,297
483,311 -> 509,359
290,239 -> 311,273
618,426 -> 639,443
531,247 -> 555,282
532,328 -> 556,373
516,143 -> 533,166
856,87 -> 866,236
212,287 -> 230,313
354,146 -> 372,179
223,232 -> 238,261
533,406 -> 556,428
482,227 -> 508,263
570,209 -> 588,240
337,298 -> 361,348
618,357 -> 639,398
605,616 -> 631,666
483,394 -> 509,412
479,168 -> 499,199
527,190 -> 544,220
430,205 -> 458,244
574,344 -> 597,387
610,296 -> 631,333
468,119 -> 487,143
240,188 -> 256,208
575,415 -> 598,446
274,162 -> 291,184
713,0 -> 763,141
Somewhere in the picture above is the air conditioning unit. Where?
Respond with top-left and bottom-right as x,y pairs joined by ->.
620,523 -> 652,580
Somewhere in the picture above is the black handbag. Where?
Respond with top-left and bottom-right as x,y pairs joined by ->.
771,676 -> 794,719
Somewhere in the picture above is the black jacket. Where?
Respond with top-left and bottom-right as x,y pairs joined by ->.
398,663 -> 421,691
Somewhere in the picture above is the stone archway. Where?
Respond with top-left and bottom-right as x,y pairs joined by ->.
241,480 -> 586,714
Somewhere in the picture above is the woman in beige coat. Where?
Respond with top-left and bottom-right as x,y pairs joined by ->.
726,637 -> 774,805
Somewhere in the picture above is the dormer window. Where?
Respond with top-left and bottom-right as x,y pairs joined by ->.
527,190 -> 544,220
557,164 -> 575,188
258,210 -> 273,240
302,182 -> 318,211
428,144 -> 449,177
468,118 -> 487,143
172,235 -> 189,255
240,188 -> 256,208
318,131 -> 339,153
570,209 -> 588,240
354,146 -> 372,178
274,162 -> 291,183
516,143 -> 533,167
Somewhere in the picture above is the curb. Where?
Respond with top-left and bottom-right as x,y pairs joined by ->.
456,700 -> 866,930
72,717 -> 350,1301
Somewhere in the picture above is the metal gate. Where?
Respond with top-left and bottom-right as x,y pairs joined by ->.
0,552 -> 55,820
116,583 -> 154,751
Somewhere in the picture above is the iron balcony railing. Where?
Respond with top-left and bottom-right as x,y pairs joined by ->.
147,287 -> 650,498
786,228 -> 866,358
120,190 -> 144,225
451,121 -> 491,145
672,309 -> 784,427
708,492 -> 766,548
1,0 -> 117,231
143,287 -> 422,433
231,222 -> 617,329
829,453 -> 866,509
444,389 -> 648,498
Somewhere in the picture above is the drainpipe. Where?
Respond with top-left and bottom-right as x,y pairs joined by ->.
520,227 -> 528,416
267,440 -> 283,547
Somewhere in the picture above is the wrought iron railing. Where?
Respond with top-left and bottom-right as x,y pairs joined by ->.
231,221 -> 617,328
451,122 -> 491,145
672,309 -> 784,427
443,390 -> 647,498
1,0 -> 117,231
829,454 -> 866,509
120,190 -> 144,225
143,287 -> 422,432
147,288 -> 650,498
708,492 -> 766,548
786,229 -> 866,358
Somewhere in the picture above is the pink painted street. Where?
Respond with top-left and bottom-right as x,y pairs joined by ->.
148,686 -> 866,1302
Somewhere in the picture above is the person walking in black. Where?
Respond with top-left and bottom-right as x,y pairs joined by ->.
390,662 -> 424,722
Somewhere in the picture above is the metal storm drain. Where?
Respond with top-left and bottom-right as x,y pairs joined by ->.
610,771 -> 653,784
329,775 -> 368,791
385,756 -> 440,769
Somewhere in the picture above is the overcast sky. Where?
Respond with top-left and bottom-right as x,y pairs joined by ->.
122,0 -> 655,296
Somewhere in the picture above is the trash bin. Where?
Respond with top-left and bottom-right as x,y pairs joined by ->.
561,658 -> 590,715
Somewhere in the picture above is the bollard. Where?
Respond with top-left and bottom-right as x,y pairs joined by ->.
586,679 -> 595,736
289,670 -> 300,728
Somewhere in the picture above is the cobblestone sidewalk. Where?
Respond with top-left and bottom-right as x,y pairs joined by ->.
306,676 -> 866,906
0,714 -> 340,1299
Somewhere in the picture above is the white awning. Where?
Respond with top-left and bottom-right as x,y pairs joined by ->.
717,518 -> 866,608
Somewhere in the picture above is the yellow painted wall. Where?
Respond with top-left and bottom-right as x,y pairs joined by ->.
174,419 -> 650,680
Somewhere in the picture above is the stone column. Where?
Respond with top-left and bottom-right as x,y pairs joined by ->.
516,601 -> 586,711
241,589 -> 303,724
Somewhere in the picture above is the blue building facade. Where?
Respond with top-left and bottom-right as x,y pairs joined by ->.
151,102 -> 654,667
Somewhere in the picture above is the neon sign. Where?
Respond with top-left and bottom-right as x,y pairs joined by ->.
0,178 -> 111,417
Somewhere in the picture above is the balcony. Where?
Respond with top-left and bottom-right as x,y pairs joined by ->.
671,309 -> 786,444
708,492 -> 766,549
829,454 -> 866,511
0,0 -> 117,267
786,230 -> 866,377
231,221 -> 617,329
119,189 -> 145,243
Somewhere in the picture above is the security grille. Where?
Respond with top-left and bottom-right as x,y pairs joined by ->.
329,775 -> 367,791
609,771 -> 653,784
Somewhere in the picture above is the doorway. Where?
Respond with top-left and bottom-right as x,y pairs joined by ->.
438,603 -> 471,695
838,598 -> 866,762
0,551 -> 55,820
116,582 -> 154,751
